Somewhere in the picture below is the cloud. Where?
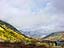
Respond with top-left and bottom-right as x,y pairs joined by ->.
0,0 -> 64,35
49,0 -> 64,14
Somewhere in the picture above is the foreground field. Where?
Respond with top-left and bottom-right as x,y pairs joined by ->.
0,42 -> 63,48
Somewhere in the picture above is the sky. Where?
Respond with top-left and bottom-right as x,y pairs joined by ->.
0,0 -> 64,35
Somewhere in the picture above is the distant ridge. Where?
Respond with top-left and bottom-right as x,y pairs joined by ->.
42,31 -> 64,41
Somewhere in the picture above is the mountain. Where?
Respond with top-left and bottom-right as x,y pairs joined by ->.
0,20 -> 32,43
20,30 -> 46,38
42,31 -> 64,41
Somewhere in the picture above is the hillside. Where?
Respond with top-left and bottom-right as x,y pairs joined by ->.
0,20 -> 63,48
0,20 -> 32,43
42,32 -> 64,41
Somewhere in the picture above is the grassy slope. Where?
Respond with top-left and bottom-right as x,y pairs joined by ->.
0,20 -> 32,43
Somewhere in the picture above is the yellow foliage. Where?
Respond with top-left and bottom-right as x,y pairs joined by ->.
0,27 -> 4,31
0,24 -> 32,43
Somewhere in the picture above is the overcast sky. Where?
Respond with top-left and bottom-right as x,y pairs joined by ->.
0,0 -> 64,34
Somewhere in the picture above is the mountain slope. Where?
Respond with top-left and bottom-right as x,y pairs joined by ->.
42,32 -> 64,41
0,20 -> 32,43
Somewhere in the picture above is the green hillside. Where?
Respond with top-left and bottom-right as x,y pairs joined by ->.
0,20 -> 32,43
